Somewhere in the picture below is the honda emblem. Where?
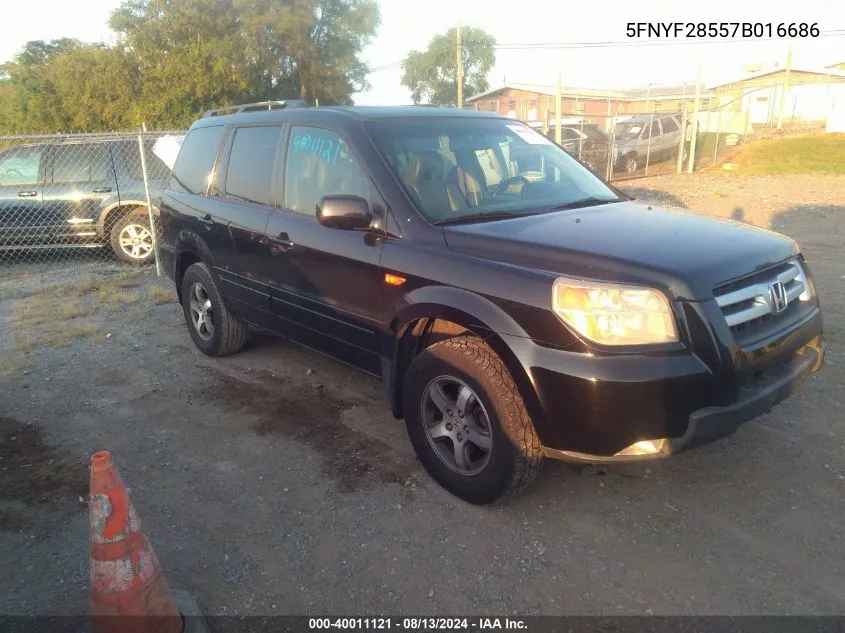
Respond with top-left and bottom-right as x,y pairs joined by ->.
769,281 -> 788,313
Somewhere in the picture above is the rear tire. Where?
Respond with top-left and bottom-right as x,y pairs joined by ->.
110,211 -> 155,266
180,262 -> 247,357
402,336 -> 542,504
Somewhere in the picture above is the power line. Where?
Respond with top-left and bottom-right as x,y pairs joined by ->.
367,29 -> 845,74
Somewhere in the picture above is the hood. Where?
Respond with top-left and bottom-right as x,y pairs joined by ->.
442,201 -> 798,301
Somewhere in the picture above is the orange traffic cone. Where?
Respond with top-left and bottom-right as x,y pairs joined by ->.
89,451 -> 182,633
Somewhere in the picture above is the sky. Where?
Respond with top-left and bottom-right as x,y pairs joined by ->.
1,0 -> 844,104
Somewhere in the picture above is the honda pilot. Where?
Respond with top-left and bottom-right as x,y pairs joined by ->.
158,101 -> 824,504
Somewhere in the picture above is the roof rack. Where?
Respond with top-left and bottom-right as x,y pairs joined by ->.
201,100 -> 310,118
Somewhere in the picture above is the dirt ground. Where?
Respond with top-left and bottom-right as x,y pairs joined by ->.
0,173 -> 843,621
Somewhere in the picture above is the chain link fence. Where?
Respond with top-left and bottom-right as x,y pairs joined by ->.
533,106 -> 759,183
0,131 -> 185,271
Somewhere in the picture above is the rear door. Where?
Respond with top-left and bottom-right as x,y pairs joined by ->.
206,123 -> 285,325
165,124 -> 232,274
659,116 -> 681,158
42,143 -> 116,243
0,145 -> 45,246
642,118 -> 662,163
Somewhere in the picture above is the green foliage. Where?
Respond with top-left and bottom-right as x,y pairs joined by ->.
713,133 -> 845,175
0,0 -> 380,133
401,27 -> 496,106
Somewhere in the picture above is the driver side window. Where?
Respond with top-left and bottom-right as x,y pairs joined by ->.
283,126 -> 370,216
0,148 -> 43,187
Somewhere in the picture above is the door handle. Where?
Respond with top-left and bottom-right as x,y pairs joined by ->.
270,232 -> 294,249
198,213 -> 215,227
92,186 -> 112,193
18,191 -> 37,198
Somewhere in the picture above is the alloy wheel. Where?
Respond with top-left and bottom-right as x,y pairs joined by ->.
421,376 -> 494,475
188,282 -> 214,341
118,223 -> 153,260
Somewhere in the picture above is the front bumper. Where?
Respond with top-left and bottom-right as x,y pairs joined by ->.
505,303 -> 824,462
542,340 -> 824,463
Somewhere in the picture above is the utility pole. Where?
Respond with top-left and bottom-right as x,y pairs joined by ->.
776,47 -> 793,129
456,17 -> 463,109
555,67 -> 562,144
687,65 -> 703,173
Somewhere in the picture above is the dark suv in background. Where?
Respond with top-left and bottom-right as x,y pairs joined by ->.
159,101 -> 824,504
545,123 -> 611,174
0,137 -> 171,265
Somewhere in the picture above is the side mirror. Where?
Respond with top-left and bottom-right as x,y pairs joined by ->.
316,195 -> 372,230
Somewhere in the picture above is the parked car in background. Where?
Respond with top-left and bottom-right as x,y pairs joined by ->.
160,101 -> 824,504
0,137 -> 171,265
545,124 -> 611,174
613,114 -> 685,173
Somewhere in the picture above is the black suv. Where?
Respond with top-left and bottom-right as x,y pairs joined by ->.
159,102 -> 825,504
0,137 -> 171,265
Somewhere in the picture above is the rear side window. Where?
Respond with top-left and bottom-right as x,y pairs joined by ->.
224,126 -> 283,207
661,117 -> 679,132
52,144 -> 110,183
170,125 -> 226,195
642,120 -> 661,140
127,141 -> 172,180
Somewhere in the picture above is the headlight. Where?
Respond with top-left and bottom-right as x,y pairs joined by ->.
552,278 -> 678,346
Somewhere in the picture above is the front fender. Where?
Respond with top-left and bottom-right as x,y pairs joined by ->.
382,285 -> 547,435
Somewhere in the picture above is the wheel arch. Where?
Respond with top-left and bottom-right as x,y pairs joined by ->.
98,201 -> 159,237
173,231 -> 218,303
382,286 -> 546,433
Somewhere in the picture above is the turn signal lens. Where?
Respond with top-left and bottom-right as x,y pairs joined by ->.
552,278 -> 678,346
384,273 -> 406,286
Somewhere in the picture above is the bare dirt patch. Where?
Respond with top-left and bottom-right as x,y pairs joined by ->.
0,417 -> 88,532
201,370 -> 417,494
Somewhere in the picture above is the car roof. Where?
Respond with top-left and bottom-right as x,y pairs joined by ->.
622,114 -> 679,123
190,105 -> 505,130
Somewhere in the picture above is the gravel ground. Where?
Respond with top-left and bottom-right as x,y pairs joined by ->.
0,173 -> 843,621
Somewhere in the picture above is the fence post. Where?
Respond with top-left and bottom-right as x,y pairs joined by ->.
676,107 -> 688,174
606,115 -> 617,181
713,107 -> 723,165
138,127 -> 161,277
687,68 -> 703,173
644,111 -> 654,176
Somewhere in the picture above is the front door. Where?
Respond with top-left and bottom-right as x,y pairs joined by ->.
264,124 -> 384,374
42,143 -> 117,244
0,145 -> 45,247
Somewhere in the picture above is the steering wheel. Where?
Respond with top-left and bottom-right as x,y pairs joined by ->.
2,168 -> 25,178
492,175 -> 530,197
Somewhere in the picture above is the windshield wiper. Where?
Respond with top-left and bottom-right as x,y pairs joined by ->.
434,210 -> 533,226
548,197 -> 621,212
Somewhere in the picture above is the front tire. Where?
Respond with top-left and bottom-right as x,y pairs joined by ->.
110,211 -> 155,266
180,262 -> 247,357
620,153 -> 639,174
402,336 -> 542,504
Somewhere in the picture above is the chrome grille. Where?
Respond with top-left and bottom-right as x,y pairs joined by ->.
715,260 -> 812,329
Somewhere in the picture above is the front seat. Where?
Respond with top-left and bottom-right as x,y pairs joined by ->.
404,151 -> 468,220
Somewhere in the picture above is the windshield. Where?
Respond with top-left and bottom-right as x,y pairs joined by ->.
365,118 -> 621,223
615,122 -> 644,140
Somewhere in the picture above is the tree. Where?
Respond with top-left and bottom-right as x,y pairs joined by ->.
0,0 -> 380,134
108,0 -> 380,126
400,26 -> 495,106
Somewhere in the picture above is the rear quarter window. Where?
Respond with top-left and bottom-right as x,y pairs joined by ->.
125,141 -> 172,180
170,125 -> 226,195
